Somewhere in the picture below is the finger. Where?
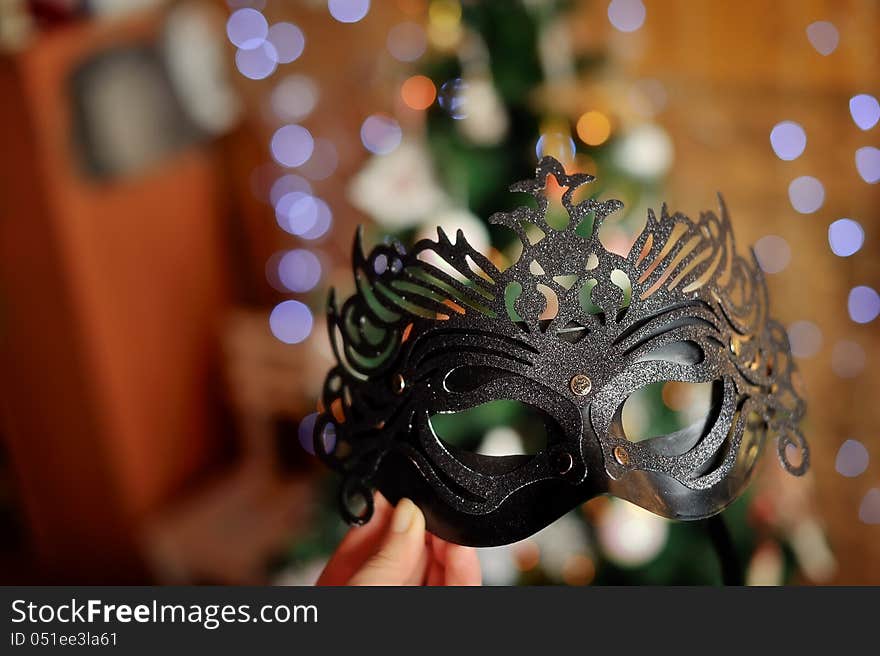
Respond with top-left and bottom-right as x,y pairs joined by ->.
405,540 -> 430,585
426,558 -> 445,586
442,544 -> 482,586
430,534 -> 448,563
316,493 -> 393,586
348,498 -> 427,586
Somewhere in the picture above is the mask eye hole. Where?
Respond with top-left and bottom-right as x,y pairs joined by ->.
428,399 -> 558,476
620,380 -> 719,456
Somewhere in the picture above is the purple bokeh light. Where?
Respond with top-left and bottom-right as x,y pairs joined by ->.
267,22 -> 305,64
298,412 -> 318,454
328,0 -> 370,24
607,0 -> 646,33
227,8 -> 268,49
235,42 -> 278,80
275,192 -> 317,235
769,121 -> 806,161
270,174 -> 311,207
828,218 -> 864,257
360,115 -> 402,155
849,94 -> 880,131
269,300 -> 313,344
271,124 -> 314,167
859,489 -> 880,525
855,146 -> 880,184
835,439 -> 869,478
848,286 -> 880,324
299,199 -> 332,240
278,249 -> 322,293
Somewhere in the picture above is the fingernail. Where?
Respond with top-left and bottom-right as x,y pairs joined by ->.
391,498 -> 417,533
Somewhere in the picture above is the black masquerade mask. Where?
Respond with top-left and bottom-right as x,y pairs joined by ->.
314,156 -> 808,547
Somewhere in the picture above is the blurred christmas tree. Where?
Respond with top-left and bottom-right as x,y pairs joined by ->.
280,0 -> 829,586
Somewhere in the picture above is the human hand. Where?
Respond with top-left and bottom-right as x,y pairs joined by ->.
316,494 -> 481,586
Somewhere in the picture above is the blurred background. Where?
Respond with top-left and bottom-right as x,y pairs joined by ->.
0,0 -> 877,585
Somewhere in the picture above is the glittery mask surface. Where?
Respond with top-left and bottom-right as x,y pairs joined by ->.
314,156 -> 808,547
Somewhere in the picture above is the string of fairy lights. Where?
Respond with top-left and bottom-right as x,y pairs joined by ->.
224,1 -> 879,526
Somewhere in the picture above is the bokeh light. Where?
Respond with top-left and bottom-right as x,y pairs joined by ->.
328,0 -> 370,24
848,286 -> 880,324
828,218 -> 864,257
387,21 -> 427,62
360,114 -> 402,155
269,300 -> 313,344
401,75 -> 437,110
806,21 -> 839,56
438,78 -> 467,119
576,111 -> 611,146
275,192 -> 318,235
270,173 -> 311,207
536,132 -> 576,163
270,75 -> 318,122
607,0 -> 646,33
835,439 -> 869,478
788,176 -> 824,214
858,489 -> 880,525
226,8 -> 267,49
297,412 -> 318,454
278,249 -> 322,293
753,235 -> 791,274
267,22 -> 305,64
787,320 -> 822,358
769,121 -> 806,161
299,198 -> 333,240
849,94 -> 880,131
831,340 -> 866,378
271,124 -> 314,167
855,146 -> 880,184
235,42 -> 278,80
613,124 -> 673,179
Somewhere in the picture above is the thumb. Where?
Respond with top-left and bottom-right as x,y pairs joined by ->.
348,498 -> 426,586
